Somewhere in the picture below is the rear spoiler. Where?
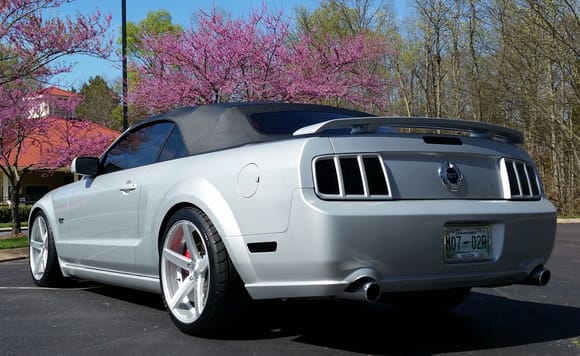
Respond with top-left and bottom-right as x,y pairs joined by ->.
293,117 -> 524,144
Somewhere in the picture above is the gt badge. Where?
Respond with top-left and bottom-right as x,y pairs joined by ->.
439,161 -> 464,192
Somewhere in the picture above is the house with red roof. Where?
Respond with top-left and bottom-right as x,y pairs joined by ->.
1,87 -> 119,203
29,86 -> 83,119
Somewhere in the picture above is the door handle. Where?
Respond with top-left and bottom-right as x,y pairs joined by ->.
120,182 -> 137,193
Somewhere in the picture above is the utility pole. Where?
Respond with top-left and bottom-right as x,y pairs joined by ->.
122,0 -> 128,130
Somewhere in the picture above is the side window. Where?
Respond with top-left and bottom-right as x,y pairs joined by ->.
102,122 -> 173,173
159,126 -> 188,162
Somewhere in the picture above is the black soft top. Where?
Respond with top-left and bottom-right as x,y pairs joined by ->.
136,102 -> 371,155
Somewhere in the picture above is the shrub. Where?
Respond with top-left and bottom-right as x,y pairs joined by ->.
0,205 -> 32,223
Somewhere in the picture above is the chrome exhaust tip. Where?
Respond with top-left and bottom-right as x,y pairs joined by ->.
519,266 -> 551,286
338,279 -> 382,303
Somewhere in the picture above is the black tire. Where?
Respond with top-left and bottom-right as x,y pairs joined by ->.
385,287 -> 471,312
159,207 -> 244,336
29,211 -> 65,287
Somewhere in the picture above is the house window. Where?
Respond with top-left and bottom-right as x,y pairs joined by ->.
50,100 -> 76,119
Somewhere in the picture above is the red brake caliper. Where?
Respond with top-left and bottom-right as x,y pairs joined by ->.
183,249 -> 191,277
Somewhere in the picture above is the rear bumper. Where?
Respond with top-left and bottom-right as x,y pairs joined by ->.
235,190 -> 557,299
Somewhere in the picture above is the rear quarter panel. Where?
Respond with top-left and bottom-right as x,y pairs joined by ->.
135,137 -> 334,277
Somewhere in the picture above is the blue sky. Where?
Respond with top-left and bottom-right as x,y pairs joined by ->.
49,0 -> 410,89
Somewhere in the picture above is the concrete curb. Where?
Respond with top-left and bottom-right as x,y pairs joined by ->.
0,247 -> 28,262
557,219 -> 580,224
0,227 -> 28,233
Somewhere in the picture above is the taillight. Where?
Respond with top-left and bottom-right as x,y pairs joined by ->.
500,158 -> 542,200
313,154 -> 391,200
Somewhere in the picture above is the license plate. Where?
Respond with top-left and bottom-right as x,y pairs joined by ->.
444,225 -> 491,261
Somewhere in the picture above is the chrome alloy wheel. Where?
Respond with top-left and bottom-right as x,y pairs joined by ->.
29,214 -> 49,281
161,219 -> 210,324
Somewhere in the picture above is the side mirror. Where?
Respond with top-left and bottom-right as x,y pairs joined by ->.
71,156 -> 100,176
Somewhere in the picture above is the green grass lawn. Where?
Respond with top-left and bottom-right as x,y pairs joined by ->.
0,236 -> 28,250
0,222 -> 28,229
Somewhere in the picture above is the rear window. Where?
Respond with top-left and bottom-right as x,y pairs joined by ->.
249,111 -> 369,135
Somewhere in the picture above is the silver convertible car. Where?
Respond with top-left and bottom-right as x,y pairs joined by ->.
29,103 -> 556,335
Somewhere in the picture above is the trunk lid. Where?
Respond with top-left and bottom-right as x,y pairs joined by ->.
322,134 -> 534,200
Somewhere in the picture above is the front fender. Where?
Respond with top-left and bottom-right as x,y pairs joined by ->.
29,185 -> 73,276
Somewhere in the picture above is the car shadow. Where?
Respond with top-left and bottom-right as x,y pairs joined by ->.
253,292 -> 580,354
83,285 -> 580,354
85,283 -> 166,311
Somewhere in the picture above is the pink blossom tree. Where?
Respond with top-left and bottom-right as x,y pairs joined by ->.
281,31 -> 391,111
38,118 -> 116,170
0,82 -> 48,233
0,0 -> 111,85
0,0 -> 112,233
0,83 -> 116,234
129,7 -> 290,113
129,6 -> 392,116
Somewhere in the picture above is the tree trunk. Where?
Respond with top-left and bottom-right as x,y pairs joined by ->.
10,188 -> 22,235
